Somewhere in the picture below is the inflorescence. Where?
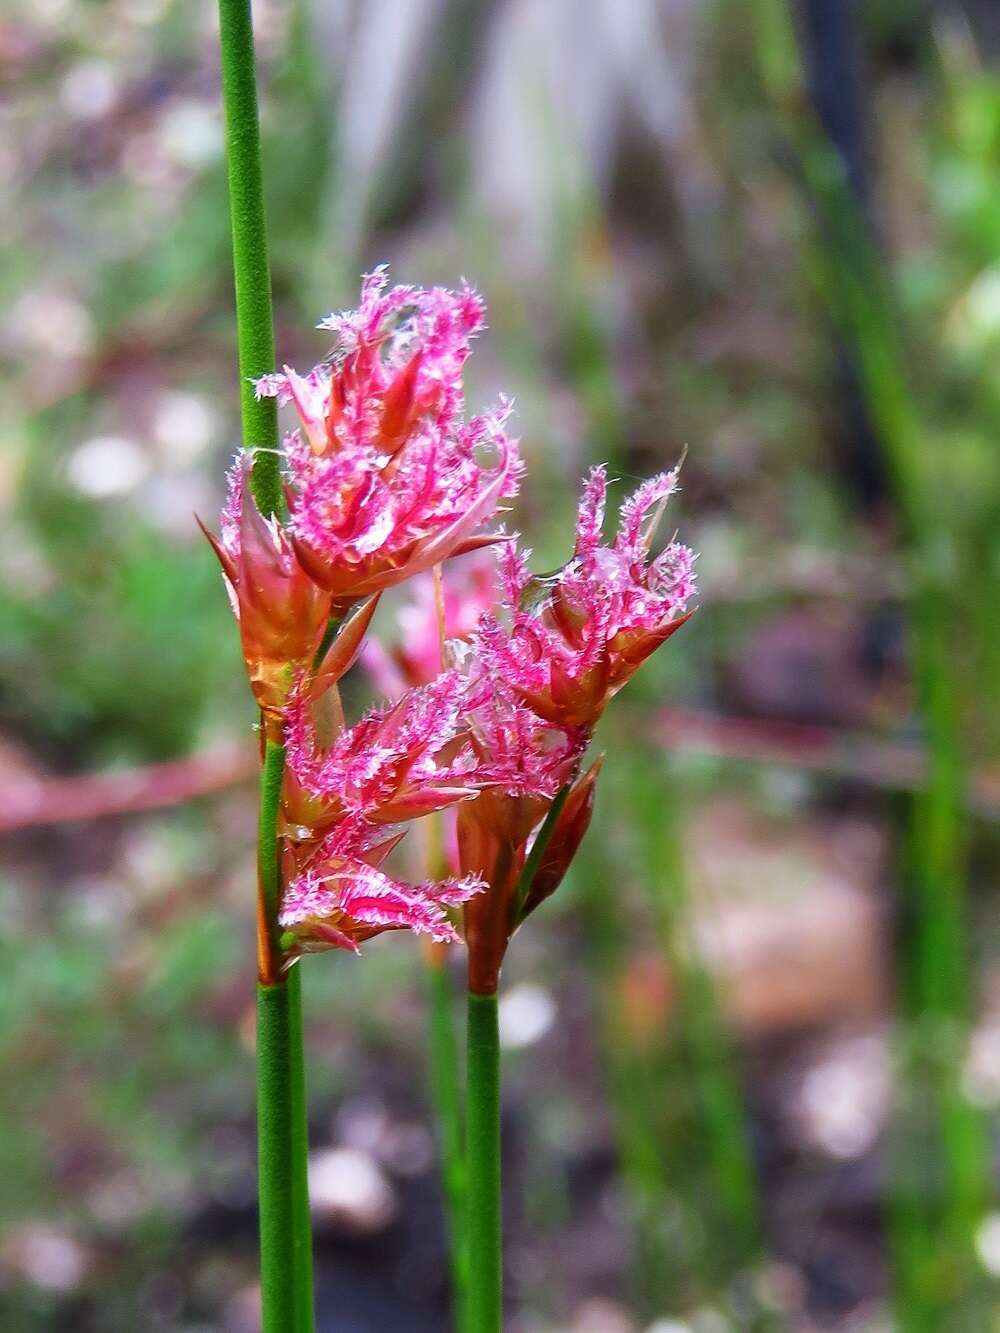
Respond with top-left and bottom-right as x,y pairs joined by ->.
204,267 -> 695,984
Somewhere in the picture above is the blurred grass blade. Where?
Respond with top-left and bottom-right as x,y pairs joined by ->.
748,3 -> 991,1326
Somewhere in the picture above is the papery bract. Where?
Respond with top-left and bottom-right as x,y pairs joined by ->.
518,755 -> 603,923
200,459 -> 330,716
255,268 -> 522,615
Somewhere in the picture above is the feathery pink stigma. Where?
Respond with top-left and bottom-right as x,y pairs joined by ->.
470,692 -> 585,800
614,467 -> 680,558
575,465 -> 608,557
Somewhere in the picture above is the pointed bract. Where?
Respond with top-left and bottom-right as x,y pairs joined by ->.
200,459 -> 331,716
519,755 -> 603,923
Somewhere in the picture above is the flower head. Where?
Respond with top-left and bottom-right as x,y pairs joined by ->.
279,817 -> 483,955
255,268 -> 522,614
475,466 -> 695,728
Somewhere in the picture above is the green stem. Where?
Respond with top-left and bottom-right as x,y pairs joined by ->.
217,0 -> 313,1323
254,767 -> 316,1333
426,953 -> 469,1331
287,963 -> 316,1333
256,738 -> 314,1333
257,977 -> 298,1332
466,991 -> 502,1333
217,0 -> 281,517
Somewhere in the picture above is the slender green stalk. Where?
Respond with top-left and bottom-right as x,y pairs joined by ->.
257,977 -> 298,1331
216,1 -> 315,1325
426,951 -> 469,1331
466,991 -> 502,1333
286,964 -> 315,1333
255,738 -> 315,1333
217,0 -> 281,516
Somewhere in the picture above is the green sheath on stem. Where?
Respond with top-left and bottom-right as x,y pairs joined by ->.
257,738 -> 287,944
426,957 -> 468,1331
466,991 -> 502,1333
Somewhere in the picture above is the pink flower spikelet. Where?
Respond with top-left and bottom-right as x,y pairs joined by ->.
283,670 -> 481,829
474,466 -> 695,728
255,267 -> 523,612
279,817 -> 483,954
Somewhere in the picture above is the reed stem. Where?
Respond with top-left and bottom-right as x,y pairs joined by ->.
426,949 -> 469,1330
217,0 -> 281,515
287,963 -> 316,1333
466,990 -> 502,1333
256,977 -> 298,1331
255,738 -> 316,1333
217,1 -> 314,1323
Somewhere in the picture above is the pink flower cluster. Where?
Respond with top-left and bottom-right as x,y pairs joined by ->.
205,270 -> 694,976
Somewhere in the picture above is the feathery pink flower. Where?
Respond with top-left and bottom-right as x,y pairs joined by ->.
474,465 -> 695,728
255,268 -> 522,614
279,817 -> 483,955
283,670 -> 481,830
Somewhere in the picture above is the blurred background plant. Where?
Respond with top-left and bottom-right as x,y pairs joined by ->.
3,0 -> 1000,1329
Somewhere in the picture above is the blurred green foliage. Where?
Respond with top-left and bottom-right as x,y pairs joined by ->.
4,0 -> 1000,1329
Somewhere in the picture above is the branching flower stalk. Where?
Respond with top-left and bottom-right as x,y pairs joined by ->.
204,250 -> 695,1330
